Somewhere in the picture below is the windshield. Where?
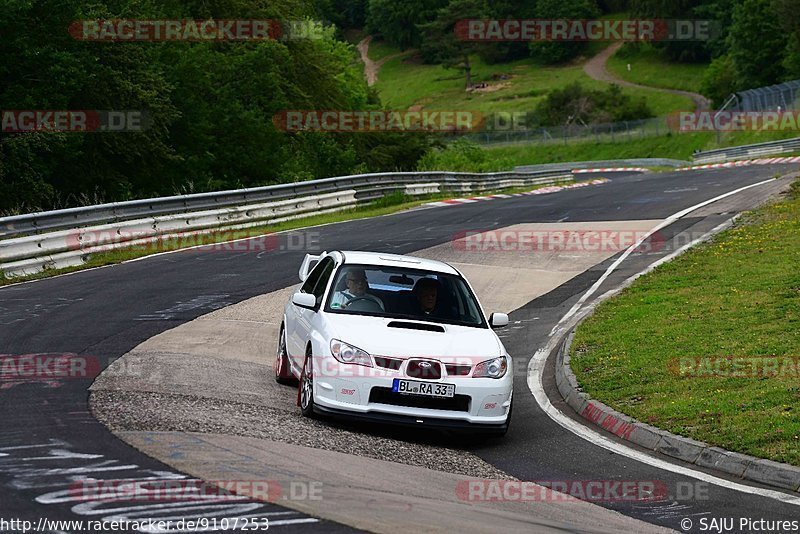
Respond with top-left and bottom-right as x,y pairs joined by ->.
324,264 -> 487,328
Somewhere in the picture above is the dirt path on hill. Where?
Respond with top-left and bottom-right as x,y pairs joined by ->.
356,35 -> 408,86
583,42 -> 711,111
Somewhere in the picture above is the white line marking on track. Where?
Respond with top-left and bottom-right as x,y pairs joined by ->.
269,518 -> 322,526
530,175 -> 800,505
528,345 -> 800,505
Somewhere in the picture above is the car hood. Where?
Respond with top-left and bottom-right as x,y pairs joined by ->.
322,313 -> 504,360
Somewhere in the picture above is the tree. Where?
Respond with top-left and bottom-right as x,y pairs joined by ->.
473,0 -> 538,63
365,0 -> 446,50
418,0 -> 488,88
700,55 -> 738,107
528,0 -> 601,65
772,0 -> 800,80
727,0 -> 786,88
0,0 -> 428,213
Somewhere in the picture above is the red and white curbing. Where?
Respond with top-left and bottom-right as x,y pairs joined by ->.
572,167 -> 648,173
678,156 -> 800,171
423,179 -> 609,208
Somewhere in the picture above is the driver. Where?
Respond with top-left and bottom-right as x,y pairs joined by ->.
330,268 -> 385,310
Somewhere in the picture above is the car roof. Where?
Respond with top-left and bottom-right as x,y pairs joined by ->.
335,251 -> 460,275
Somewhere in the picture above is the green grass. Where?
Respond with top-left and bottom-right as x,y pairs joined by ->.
606,44 -> 709,94
0,180 -> 577,286
375,54 -> 692,116
421,133 -> 712,171
707,129 -> 800,146
570,179 -> 800,465
366,39 -> 406,62
421,129 -> 800,172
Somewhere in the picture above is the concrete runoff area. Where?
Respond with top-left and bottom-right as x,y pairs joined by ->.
120,431 -> 670,534
90,219 -> 670,533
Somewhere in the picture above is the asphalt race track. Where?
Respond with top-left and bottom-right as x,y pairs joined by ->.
2,166 -> 799,533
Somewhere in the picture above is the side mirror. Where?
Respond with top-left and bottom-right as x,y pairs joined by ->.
292,292 -> 317,310
489,312 -> 509,328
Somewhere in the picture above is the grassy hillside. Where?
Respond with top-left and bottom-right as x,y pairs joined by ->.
367,33 -> 797,172
372,45 -> 693,116
606,44 -> 709,94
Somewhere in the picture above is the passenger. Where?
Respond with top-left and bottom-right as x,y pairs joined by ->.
411,277 -> 440,316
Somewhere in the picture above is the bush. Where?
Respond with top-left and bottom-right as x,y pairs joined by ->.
417,138 -> 513,172
700,55 -> 738,108
534,83 -> 653,127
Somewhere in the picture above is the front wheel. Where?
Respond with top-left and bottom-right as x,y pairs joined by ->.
298,347 -> 316,418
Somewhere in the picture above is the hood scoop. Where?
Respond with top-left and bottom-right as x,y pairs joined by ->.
387,321 -> 445,333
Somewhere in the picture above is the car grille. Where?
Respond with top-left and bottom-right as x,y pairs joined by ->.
374,356 -> 403,371
369,387 -> 470,412
445,363 -> 471,376
405,359 -> 442,380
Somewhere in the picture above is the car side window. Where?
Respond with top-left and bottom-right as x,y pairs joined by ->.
310,259 -> 335,306
300,258 -> 327,294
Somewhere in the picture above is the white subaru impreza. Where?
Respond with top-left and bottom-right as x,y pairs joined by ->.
276,250 -> 513,435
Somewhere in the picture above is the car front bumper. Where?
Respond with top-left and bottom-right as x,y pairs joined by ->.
311,358 -> 513,428
312,403 -> 511,433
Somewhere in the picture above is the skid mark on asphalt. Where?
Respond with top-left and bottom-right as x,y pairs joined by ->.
0,297 -> 84,326
136,295 -> 232,321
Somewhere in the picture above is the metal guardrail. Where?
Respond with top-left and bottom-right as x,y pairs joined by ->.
0,170 -> 574,241
516,158 -> 689,172
692,137 -> 800,164
1,168 -> 590,278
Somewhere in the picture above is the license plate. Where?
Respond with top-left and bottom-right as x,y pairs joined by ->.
392,379 -> 455,398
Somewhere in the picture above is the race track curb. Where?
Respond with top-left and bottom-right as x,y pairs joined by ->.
551,191 -> 800,498
555,334 -> 800,493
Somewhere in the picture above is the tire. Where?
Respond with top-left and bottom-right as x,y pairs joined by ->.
298,346 -> 316,418
275,326 -> 296,385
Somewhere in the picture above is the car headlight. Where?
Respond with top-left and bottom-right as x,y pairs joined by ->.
330,339 -> 373,367
473,356 -> 508,379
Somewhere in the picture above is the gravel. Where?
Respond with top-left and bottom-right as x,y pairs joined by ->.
90,389 -> 514,481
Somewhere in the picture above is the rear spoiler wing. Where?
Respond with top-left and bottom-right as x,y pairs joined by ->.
298,252 -> 327,282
